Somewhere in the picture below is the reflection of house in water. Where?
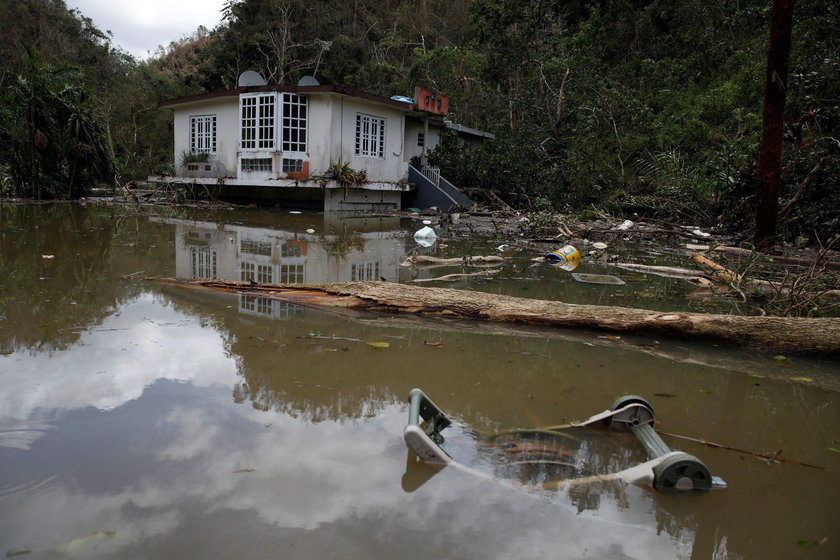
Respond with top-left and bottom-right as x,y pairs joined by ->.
153,216 -> 408,319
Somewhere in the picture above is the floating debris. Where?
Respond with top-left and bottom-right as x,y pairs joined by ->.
571,273 -> 626,285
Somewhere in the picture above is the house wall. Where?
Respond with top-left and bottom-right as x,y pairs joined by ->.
403,120 -> 441,163
170,92 -> 410,186
173,97 -> 239,177
327,97 -> 408,184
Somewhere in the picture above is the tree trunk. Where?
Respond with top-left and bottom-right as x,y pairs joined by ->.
155,279 -> 840,354
755,0 -> 796,251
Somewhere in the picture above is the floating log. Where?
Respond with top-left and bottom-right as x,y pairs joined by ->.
611,262 -> 713,285
149,278 -> 840,354
401,255 -> 505,268
410,270 -> 498,283
686,244 -> 840,270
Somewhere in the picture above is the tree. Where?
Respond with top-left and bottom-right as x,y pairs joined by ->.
0,45 -> 112,199
754,0 -> 796,250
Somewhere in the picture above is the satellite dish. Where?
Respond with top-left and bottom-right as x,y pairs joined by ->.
297,75 -> 320,87
238,70 -> 267,87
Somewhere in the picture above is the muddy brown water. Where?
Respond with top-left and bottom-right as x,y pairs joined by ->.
1,203 -> 838,559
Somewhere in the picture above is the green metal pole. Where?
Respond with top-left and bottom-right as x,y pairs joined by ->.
632,423 -> 671,458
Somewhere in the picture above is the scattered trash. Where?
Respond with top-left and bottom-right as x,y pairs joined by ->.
571,273 -> 626,285
305,228 -> 315,234
422,219 -> 432,225
617,220 -> 634,230
544,245 -> 580,271
233,468 -> 256,473
289,210 -> 302,214
404,389 -> 726,492
367,341 -> 390,348
691,229 -> 711,238
413,226 -> 437,247
592,242 -> 608,250
41,255 -> 54,259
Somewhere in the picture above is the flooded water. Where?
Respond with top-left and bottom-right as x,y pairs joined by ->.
1,203 -> 838,559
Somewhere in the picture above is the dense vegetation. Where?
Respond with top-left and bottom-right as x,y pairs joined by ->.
0,0 -> 837,242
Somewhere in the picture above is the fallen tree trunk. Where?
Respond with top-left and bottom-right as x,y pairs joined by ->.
401,255 -> 505,268
149,278 -> 840,354
686,244 -> 840,270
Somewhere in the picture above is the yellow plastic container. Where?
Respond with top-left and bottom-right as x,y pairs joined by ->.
545,245 -> 580,271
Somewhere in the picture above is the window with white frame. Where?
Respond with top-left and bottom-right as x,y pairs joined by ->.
240,94 -> 276,150
190,115 -> 216,153
241,158 -> 272,172
352,261 -> 380,282
279,263 -> 305,283
282,158 -> 304,174
190,247 -> 217,279
355,114 -> 386,158
240,239 -> 272,256
282,93 -> 307,153
240,261 -> 255,282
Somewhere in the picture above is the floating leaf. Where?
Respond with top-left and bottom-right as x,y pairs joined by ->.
796,537 -> 827,547
827,447 -> 840,454
367,341 -> 390,348
6,549 -> 32,557
791,377 -> 813,383
654,392 -> 678,398
773,355 -> 787,361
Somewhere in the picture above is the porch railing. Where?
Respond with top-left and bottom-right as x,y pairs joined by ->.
420,165 -> 440,187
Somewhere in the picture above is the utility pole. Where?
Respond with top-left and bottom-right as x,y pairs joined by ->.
754,0 -> 796,251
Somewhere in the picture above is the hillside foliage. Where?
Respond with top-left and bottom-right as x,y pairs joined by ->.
0,0 -> 837,241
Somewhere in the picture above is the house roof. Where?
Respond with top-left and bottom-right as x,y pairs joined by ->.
445,121 -> 496,140
159,84 -> 429,113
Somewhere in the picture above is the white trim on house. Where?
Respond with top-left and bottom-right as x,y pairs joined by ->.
154,83 -> 492,210
189,115 -> 216,154
354,113 -> 386,159
280,92 -> 308,153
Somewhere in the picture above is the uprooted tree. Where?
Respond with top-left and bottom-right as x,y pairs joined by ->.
149,279 -> 840,354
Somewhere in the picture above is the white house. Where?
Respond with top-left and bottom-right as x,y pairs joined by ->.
150,76 -> 491,211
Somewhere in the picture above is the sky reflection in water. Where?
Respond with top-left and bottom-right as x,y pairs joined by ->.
1,206 -> 838,559
1,290 -> 683,559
